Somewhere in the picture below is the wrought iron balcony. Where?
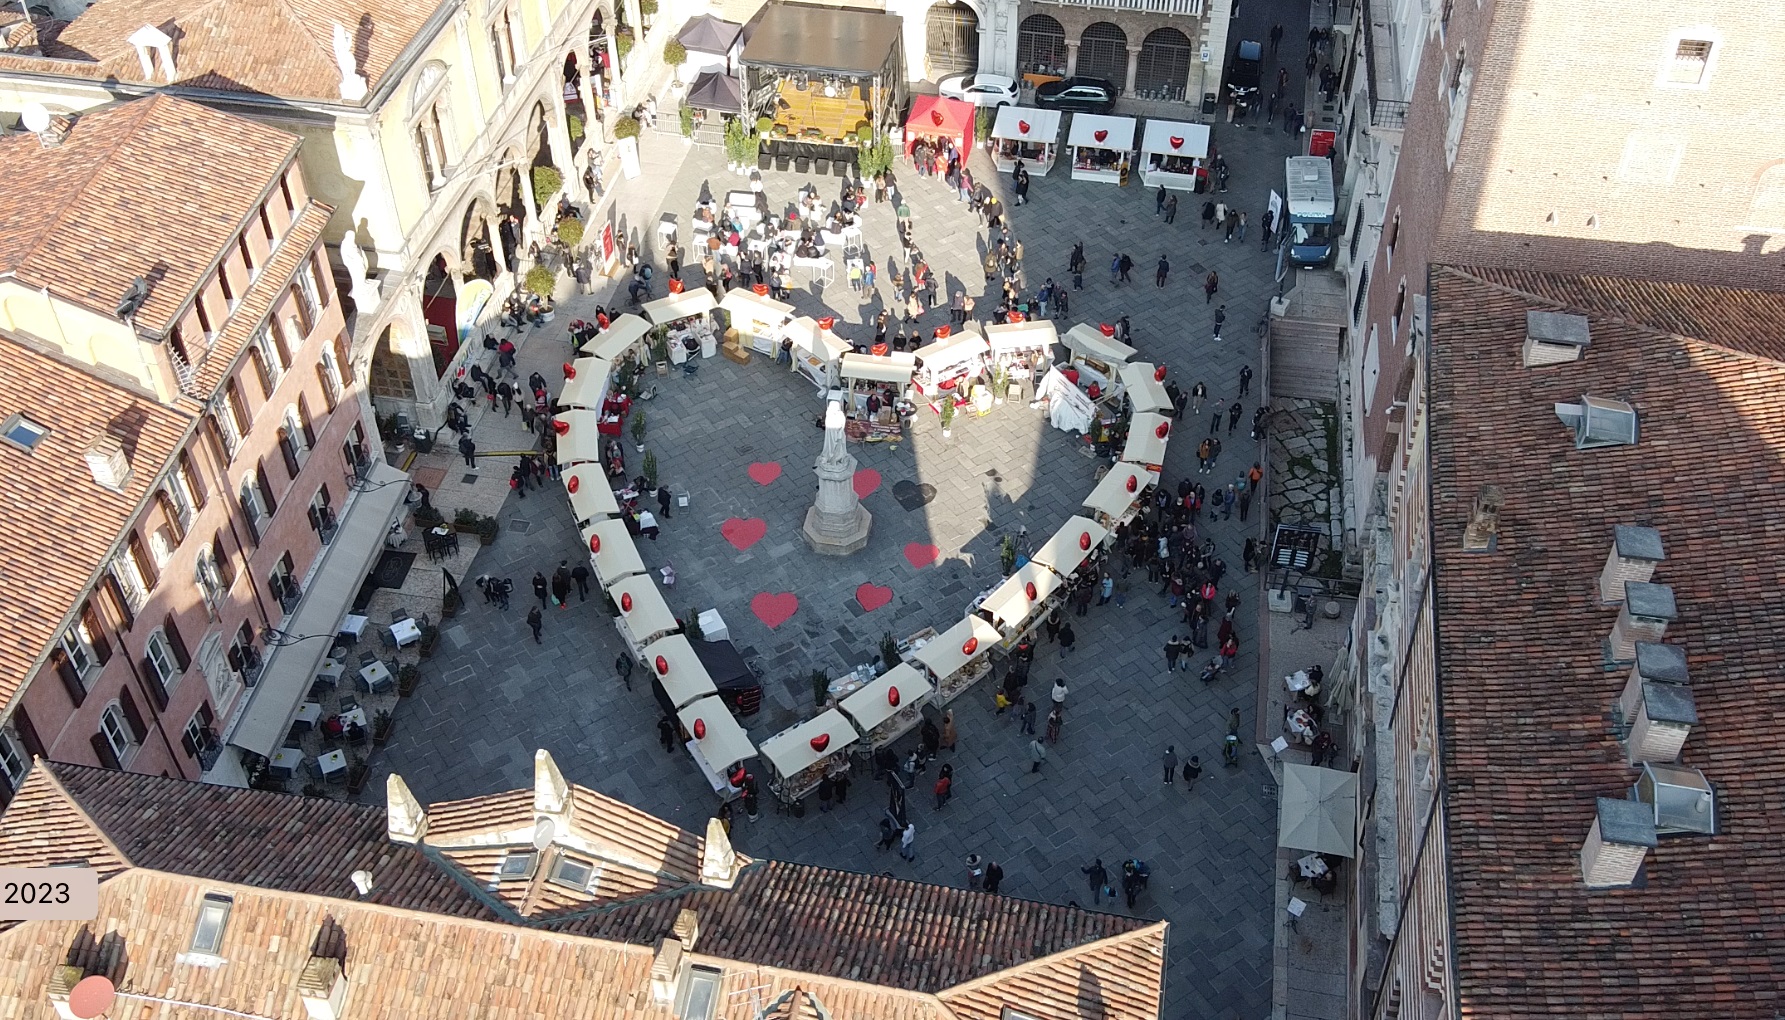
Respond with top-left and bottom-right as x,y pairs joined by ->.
1035,0 -> 1205,16
1370,98 -> 1408,131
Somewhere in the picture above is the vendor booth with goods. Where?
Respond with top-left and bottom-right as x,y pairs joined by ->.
784,315 -> 852,390
609,573 -> 680,658
760,710 -> 860,806
911,328 -> 989,408
581,518 -> 648,585
643,289 -> 721,363
985,319 -> 1056,401
742,2 -> 905,174
581,313 -> 654,361
1122,412 -> 1173,472
551,410 -> 608,466
558,357 -> 614,410
719,287 -> 794,354
905,94 -> 974,158
839,351 -> 917,433
1138,119 -> 1211,191
836,663 -> 934,748
560,465 -> 621,525
676,695 -> 756,797
1067,114 -> 1137,184
976,561 -> 1065,640
1062,322 -> 1137,379
991,106 -> 1061,174
912,615 -> 1002,704
647,634 -> 720,714
1119,361 -> 1173,414
1031,516 -> 1111,581
1082,462 -> 1159,529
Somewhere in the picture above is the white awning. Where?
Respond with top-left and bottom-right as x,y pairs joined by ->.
1120,362 -> 1172,413
645,634 -> 718,709
1279,763 -> 1359,858
719,289 -> 794,330
610,573 -> 679,647
979,561 -> 1064,632
1082,462 -> 1159,520
1062,323 -> 1136,365
678,696 -> 756,771
553,410 -> 607,466
785,317 -> 851,361
581,518 -> 646,584
581,314 -> 653,359
1031,515 -> 1110,578
643,289 -> 718,325
991,105 -> 1060,143
985,318 -> 1058,354
560,465 -> 620,523
760,709 -> 860,777
559,358 -> 614,409
838,664 -> 934,732
1123,412 -> 1173,467
911,616 -> 1002,681
225,462 -> 411,759
913,331 -> 989,374
840,352 -> 917,384
1139,119 -> 1210,159
1066,113 -> 1136,151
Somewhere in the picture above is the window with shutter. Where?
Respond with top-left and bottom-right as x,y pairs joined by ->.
103,571 -> 138,629
141,649 -> 171,710
159,488 -> 190,541
248,344 -> 274,397
178,451 -> 208,509
226,381 -> 251,437
128,532 -> 159,590
278,429 -> 301,479
117,688 -> 147,743
90,730 -> 121,770
79,602 -> 112,665
163,613 -> 191,672
256,463 -> 279,515
239,481 -> 263,545
213,533 -> 235,588
0,726 -> 29,789
12,708 -> 44,759
51,648 -> 86,706
334,333 -> 353,384
298,398 -> 316,448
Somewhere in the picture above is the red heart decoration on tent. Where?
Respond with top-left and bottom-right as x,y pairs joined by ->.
752,592 -> 799,628
722,517 -> 767,550
567,475 -> 581,494
1018,119 -> 1031,134
934,324 -> 952,339
1155,422 -> 1170,438
818,316 -> 836,330
563,362 -> 576,378
1094,129 -> 1108,142
1169,136 -> 1184,149
693,718 -> 706,739
904,543 -> 941,569
1154,365 -> 1167,382
1025,581 -> 1038,601
667,278 -> 684,294
962,637 -> 979,655
655,655 -> 670,675
553,419 -> 570,435
810,733 -> 830,752
752,283 -> 769,296
853,469 -> 881,498
1125,474 -> 1138,493
932,109 -> 945,126
1008,311 -> 1025,323
620,592 -> 633,612
747,462 -> 782,485
856,582 -> 893,612
1099,323 -> 1116,337
888,686 -> 901,707
1078,531 -> 1092,551
588,534 -> 601,553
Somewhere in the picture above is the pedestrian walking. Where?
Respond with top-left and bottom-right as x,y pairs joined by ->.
1204,270 -> 1219,303
615,653 -> 634,691
899,821 -> 917,860
1165,635 -> 1184,672
1058,621 -> 1077,653
657,715 -> 677,752
1191,380 -> 1207,413
1051,678 -> 1068,710
1155,255 -> 1170,288
1213,304 -> 1226,340
497,379 -> 514,416
933,764 -> 953,808
1118,253 -> 1134,283
1201,200 -> 1216,229
1211,398 -> 1224,436
526,605 -> 543,643
818,775 -> 836,812
1028,738 -> 1048,773
1109,253 -> 1121,285
1155,184 -> 1168,216
834,772 -> 849,804
551,572 -> 570,608
942,709 -> 958,750
1172,384 -> 1188,421
1224,213 -> 1236,243
1238,365 -> 1253,396
458,433 -> 477,467
572,563 -> 591,601
983,860 -> 1004,893
1182,755 -> 1203,787
1021,698 -> 1037,735
1164,193 -> 1179,224
1237,211 -> 1248,243
966,853 -> 986,889
1045,707 -> 1063,743
1229,400 -> 1244,433
657,485 -> 674,519
1243,537 -> 1258,573
1261,208 -> 1276,249
1270,22 -> 1283,54
532,572 -> 549,609
1083,858 -> 1109,902
1163,745 -> 1179,784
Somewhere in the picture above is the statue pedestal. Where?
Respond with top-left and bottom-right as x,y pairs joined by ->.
802,398 -> 873,555
802,503 -> 873,556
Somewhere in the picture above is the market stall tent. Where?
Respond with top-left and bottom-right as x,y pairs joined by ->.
676,15 -> 742,77
1119,362 -> 1172,413
911,330 -> 989,397
558,357 -> 614,409
553,410 -> 607,465
840,351 -> 917,383
979,561 -> 1064,633
610,573 -> 680,651
685,69 -> 744,114
760,709 -> 861,778
560,465 -> 620,523
581,314 -> 654,360
1031,515 -> 1111,579
1062,323 -> 1137,367
646,634 -> 720,710
912,616 -> 1002,683
677,695 -> 756,771
643,289 -> 719,325
985,319 -> 1058,358
1066,113 -> 1137,184
906,94 -> 974,157
1122,412 -> 1173,469
692,639 -> 764,716
581,518 -> 647,584
1138,119 -> 1211,191
991,105 -> 1061,174
838,664 -> 934,732
1082,462 -> 1159,525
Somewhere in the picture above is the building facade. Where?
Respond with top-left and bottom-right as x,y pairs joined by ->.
0,96 -> 409,800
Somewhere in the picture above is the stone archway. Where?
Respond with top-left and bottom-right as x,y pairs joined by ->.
460,198 -> 501,282
494,149 -> 528,271
1076,22 -> 1127,87
421,254 -> 460,378
1135,27 -> 1192,101
925,2 -> 979,79
1016,13 -> 1067,76
368,323 -> 417,400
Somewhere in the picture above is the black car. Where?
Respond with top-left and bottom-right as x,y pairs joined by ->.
1226,40 -> 1263,111
1035,77 -> 1118,114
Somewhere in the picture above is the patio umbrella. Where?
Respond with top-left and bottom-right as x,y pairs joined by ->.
1278,763 -> 1359,857
685,70 -> 743,115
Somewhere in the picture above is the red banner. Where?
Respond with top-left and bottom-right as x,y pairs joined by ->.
1308,129 -> 1336,157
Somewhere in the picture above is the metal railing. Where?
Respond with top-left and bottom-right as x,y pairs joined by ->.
1370,98 -> 1408,130
1036,0 -> 1204,16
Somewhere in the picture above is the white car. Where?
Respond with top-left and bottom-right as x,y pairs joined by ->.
938,73 -> 1018,108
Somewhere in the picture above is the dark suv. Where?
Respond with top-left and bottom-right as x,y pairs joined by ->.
1035,77 -> 1119,114
1226,40 -> 1263,112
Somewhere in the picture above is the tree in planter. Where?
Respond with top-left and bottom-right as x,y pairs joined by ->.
373,709 -> 395,745
397,662 -> 422,696
638,0 -> 657,26
474,515 -> 500,545
630,408 -> 648,450
414,504 -> 445,531
678,103 -> 695,138
755,115 -> 774,138
346,754 -> 370,795
453,507 -> 481,533
663,39 -> 686,82
685,608 -> 704,641
613,115 -> 641,141
975,107 -> 995,143
531,165 -> 564,213
939,394 -> 956,435
417,622 -> 441,658
441,587 -> 462,619
641,450 -> 658,490
810,669 -> 829,708
525,264 -> 556,299
649,330 -> 671,367
556,217 -> 585,250
1000,535 -> 1018,575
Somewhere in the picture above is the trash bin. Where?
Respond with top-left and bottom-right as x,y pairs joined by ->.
1201,92 -> 1217,115
410,427 -> 435,453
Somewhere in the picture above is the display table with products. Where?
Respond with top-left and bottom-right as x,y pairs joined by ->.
840,352 -> 917,412
1138,119 -> 1211,191
761,709 -> 861,805
991,106 -> 1061,174
610,573 -> 680,657
911,615 -> 1002,704
911,329 -> 990,404
837,663 -> 934,748
1067,114 -> 1137,184
1082,462 -> 1159,529
720,289 -> 795,354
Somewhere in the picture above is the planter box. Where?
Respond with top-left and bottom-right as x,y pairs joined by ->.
794,156 -> 810,173
774,154 -> 791,171
814,158 -> 830,175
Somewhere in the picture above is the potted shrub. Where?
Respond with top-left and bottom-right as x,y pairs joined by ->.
1000,534 -> 1018,575
992,364 -> 1008,405
642,450 -> 658,490
613,115 -> 641,141
756,115 -> 774,136
556,217 -> 585,250
397,662 -> 422,696
815,152 -> 830,175
414,503 -> 445,531
525,264 -> 556,300
453,507 -> 481,534
663,39 -> 686,84
631,408 -> 649,451
649,332 -> 671,377
473,515 -> 500,545
856,122 -> 873,145
684,608 -> 704,641
616,31 -> 633,66
880,631 -> 901,670
346,754 -> 370,796
531,165 -> 564,212
638,0 -> 656,29
372,709 -> 395,746
678,103 -> 695,140
417,622 -> 440,659
810,668 -> 829,708
939,395 -> 956,438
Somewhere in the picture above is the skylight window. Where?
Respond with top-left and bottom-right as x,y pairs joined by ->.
548,855 -> 598,892
496,852 -> 538,880
189,893 -> 232,955
0,413 -> 48,451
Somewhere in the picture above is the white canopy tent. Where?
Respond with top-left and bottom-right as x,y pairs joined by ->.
1279,763 -> 1359,857
1123,412 -> 1173,468
553,410 -> 607,465
1062,323 -> 1136,367
645,634 -> 719,709
991,105 -> 1062,174
610,573 -> 680,651
1082,462 -> 1158,522
840,352 -> 917,384
1138,119 -> 1211,191
677,695 -> 756,771
1031,516 -> 1111,579
911,616 -> 1002,682
838,664 -> 934,733
979,561 -> 1064,633
1066,113 -> 1136,183
560,465 -> 620,523
643,289 -> 718,325
580,518 -> 647,584
785,317 -> 851,362
719,289 -> 794,350
985,319 -> 1058,357
760,709 -> 860,778
1120,363 -> 1172,413
558,358 -> 614,409
912,331 -> 989,395
581,314 -> 653,360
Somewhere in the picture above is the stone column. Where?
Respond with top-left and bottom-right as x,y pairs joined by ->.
604,31 -> 626,112
1124,45 -> 1141,96
392,290 -> 447,427
1065,40 -> 1079,77
545,101 -> 576,209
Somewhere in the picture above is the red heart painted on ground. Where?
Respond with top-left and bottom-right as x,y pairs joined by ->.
747,462 -> 782,485
722,517 -> 767,550
752,592 -> 799,628
853,469 -> 881,499
856,582 -> 893,612
904,543 -> 941,569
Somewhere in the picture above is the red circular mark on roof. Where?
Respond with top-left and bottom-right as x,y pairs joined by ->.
69,977 -> 115,1019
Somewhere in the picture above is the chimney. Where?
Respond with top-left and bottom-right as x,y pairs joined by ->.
127,24 -> 176,83
1580,797 -> 1656,889
385,773 -> 428,844
349,870 -> 374,896
1605,581 -> 1677,664
297,955 -> 349,1020
1617,643 -> 1696,766
699,816 -> 739,889
672,908 -> 700,951
1597,525 -> 1664,604
84,434 -> 131,492
649,937 -> 684,1005
1522,310 -> 1590,366
533,748 -> 572,818
1460,484 -> 1503,552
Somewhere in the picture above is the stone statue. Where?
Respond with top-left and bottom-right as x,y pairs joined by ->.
334,22 -> 368,102
338,229 -> 381,314
801,399 -> 872,556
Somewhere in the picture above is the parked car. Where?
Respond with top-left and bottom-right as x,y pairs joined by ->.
1226,39 -> 1263,111
1034,77 -> 1118,114
938,72 -> 1018,108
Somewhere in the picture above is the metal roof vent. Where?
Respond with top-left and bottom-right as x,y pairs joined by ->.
1523,310 -> 1590,366
1580,796 -> 1656,889
1554,395 -> 1637,449
1598,525 -> 1665,604
1605,581 -> 1677,665
1635,763 -> 1717,836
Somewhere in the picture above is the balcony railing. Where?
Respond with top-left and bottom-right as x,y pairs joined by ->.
1371,98 -> 1408,131
1036,0 -> 1205,15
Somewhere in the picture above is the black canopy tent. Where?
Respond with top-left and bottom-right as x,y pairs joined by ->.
650,638 -> 763,718
677,14 -> 742,55
685,70 -> 744,115
741,2 -> 906,168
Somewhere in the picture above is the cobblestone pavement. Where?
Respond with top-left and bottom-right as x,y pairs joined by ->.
371,108 -> 1305,1019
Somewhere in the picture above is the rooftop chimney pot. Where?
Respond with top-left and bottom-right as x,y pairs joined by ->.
1580,797 -> 1656,889
1598,525 -> 1664,604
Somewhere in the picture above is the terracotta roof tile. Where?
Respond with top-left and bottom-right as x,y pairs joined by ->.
1426,265 -> 1785,1017
0,94 -> 296,331
0,765 -> 127,878
0,337 -> 193,715
191,200 -> 332,394
939,923 -> 1168,1020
